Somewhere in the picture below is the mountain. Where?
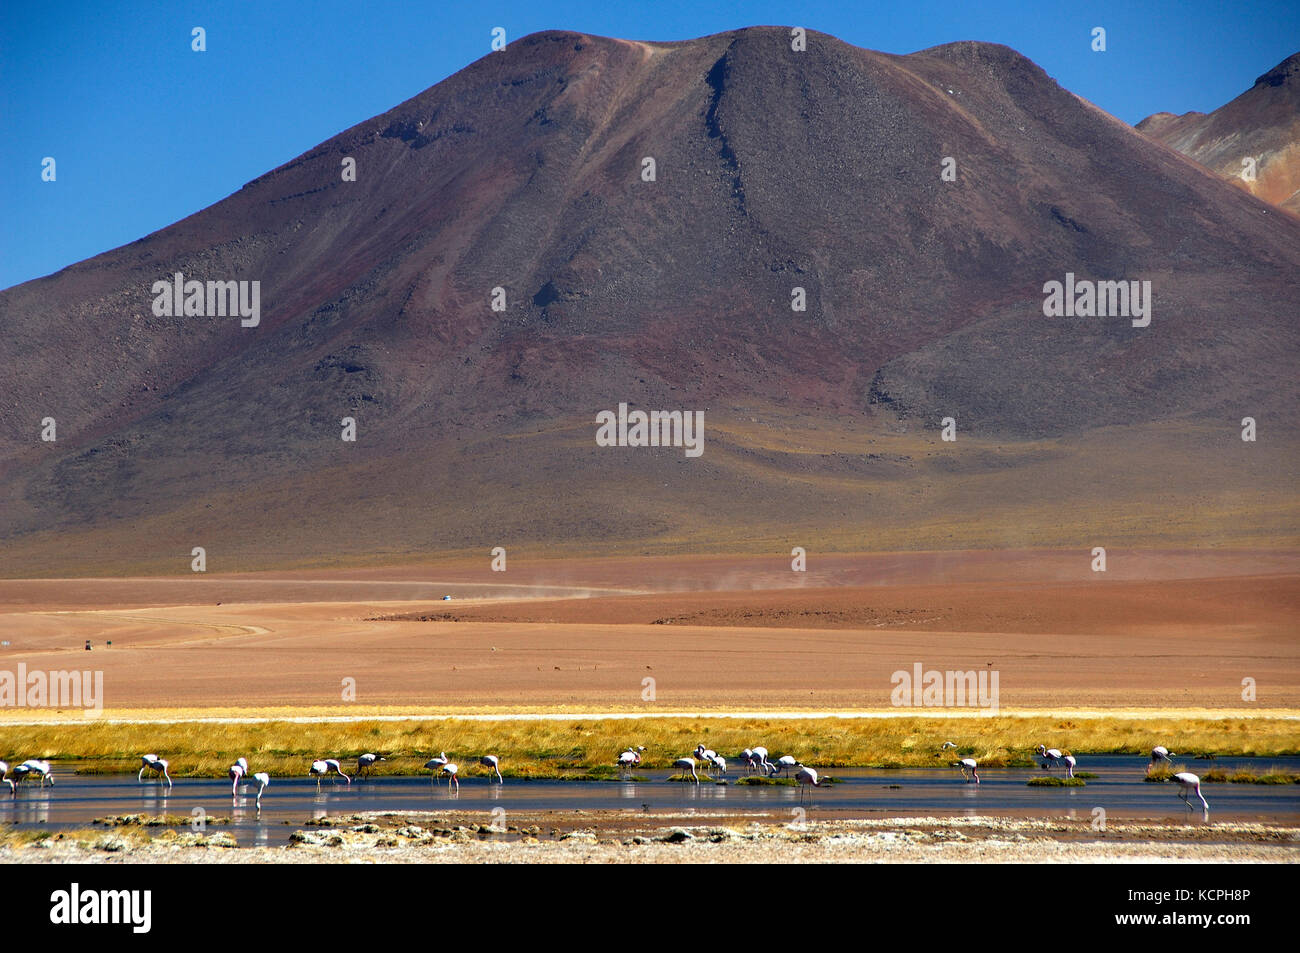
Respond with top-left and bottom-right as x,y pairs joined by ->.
2,28 -> 1298,574
1137,52 -> 1300,215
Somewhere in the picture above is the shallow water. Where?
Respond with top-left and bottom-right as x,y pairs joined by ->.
4,755 -> 1296,846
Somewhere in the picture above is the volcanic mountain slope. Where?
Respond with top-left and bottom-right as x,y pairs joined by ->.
1,28 -> 1298,574
1137,52 -> 1300,215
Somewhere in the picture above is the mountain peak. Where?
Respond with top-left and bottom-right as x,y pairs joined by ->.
2,29 -> 1298,571
1255,50 -> 1300,88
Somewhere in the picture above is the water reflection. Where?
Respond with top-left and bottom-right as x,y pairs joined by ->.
0,755 -> 1291,848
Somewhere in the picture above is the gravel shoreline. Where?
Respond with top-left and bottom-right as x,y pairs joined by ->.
6,814 -> 1297,864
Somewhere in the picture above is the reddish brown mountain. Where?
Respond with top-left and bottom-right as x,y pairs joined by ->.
2,29 -> 1297,574
1137,52 -> 1300,214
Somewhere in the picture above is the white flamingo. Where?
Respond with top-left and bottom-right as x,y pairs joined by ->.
954,758 -> 979,784
480,754 -> 504,783
1034,745 -> 1064,770
1060,754 -> 1077,778
229,758 -> 249,797
441,761 -> 459,791
356,753 -> 386,778
310,758 -> 351,788
772,755 -> 798,776
252,772 -> 270,808
709,754 -> 727,777
424,752 -> 449,783
940,741 -> 958,750
673,757 -> 700,784
694,745 -> 718,777
14,760 -> 54,788
1148,746 -> 1175,774
0,762 -> 13,797
1172,772 -> 1209,815
743,746 -> 775,775
795,764 -> 823,802
138,754 -> 172,788
616,746 -> 644,774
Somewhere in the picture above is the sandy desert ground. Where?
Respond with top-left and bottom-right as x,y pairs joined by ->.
0,550 -> 1296,712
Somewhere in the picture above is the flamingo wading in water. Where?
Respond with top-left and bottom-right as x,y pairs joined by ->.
674,757 -> 700,784
356,753 -> 386,778
480,754 -> 504,783
440,761 -> 460,791
0,762 -> 13,797
772,755 -> 798,777
310,759 -> 351,788
229,758 -> 249,797
795,764 -> 824,802
616,746 -> 645,776
1034,745 -> 1063,770
1172,772 -> 1209,816
252,772 -> 270,809
954,758 -> 979,784
14,760 -> 54,788
138,754 -> 172,788
1148,746 -> 1175,775
748,747 -> 774,776
424,753 -> 449,784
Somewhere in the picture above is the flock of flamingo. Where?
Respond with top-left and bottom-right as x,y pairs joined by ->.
935,742 -> 1207,815
0,743 -> 1210,814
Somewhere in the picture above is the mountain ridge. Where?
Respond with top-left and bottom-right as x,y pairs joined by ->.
2,27 -> 1297,573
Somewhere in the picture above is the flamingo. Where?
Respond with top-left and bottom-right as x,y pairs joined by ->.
772,755 -> 798,776
480,754 -> 504,783
424,752 -> 449,783
940,741 -> 958,750
954,758 -> 979,784
1060,754 -> 1077,778
795,764 -> 823,802
138,754 -> 172,788
1148,746 -> 1175,774
252,772 -> 270,808
229,758 -> 249,797
751,746 -> 774,776
694,745 -> 718,777
356,753 -> 386,778
1034,745 -> 1064,770
14,760 -> 54,788
1172,772 -> 1209,815
309,758 -> 351,788
709,754 -> 727,777
0,762 -> 13,797
441,761 -> 459,791
616,746 -> 644,770
673,757 -> 700,784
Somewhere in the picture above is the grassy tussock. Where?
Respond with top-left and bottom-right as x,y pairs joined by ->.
1026,777 -> 1087,787
1200,767 -> 1300,784
0,715 -> 1295,779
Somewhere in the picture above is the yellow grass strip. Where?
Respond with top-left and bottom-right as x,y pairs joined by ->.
2,714 -> 1296,780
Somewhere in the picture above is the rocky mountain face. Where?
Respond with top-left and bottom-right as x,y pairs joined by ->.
2,29 -> 1297,572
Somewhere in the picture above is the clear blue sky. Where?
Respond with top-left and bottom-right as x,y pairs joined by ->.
2,0 -> 1297,290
